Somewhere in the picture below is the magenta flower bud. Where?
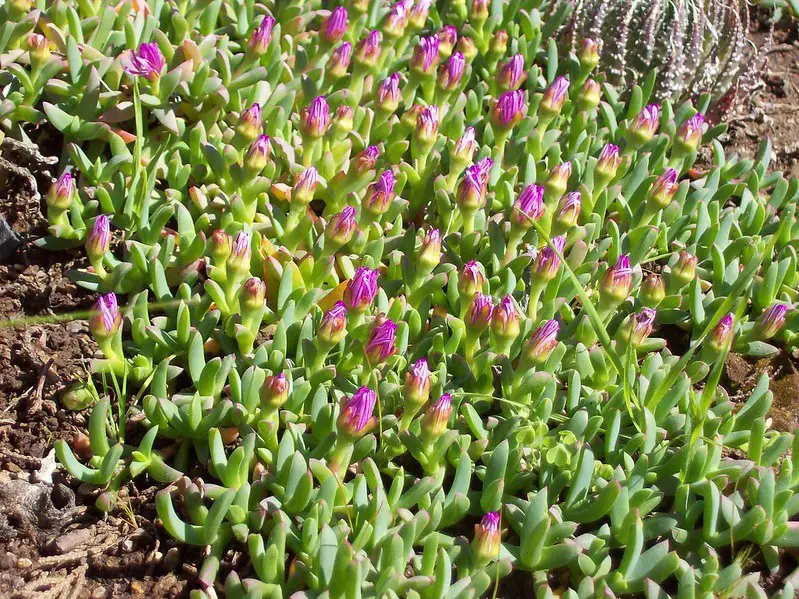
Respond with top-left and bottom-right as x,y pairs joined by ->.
491,295 -> 521,346
90,292 -> 122,339
241,277 -> 267,311
511,184 -> 545,228
365,319 -> 397,364
408,0 -> 432,29
322,6 -> 348,44
421,393 -> 452,439
86,215 -> 111,261
577,78 -> 601,111
472,512 -> 501,564
377,72 -> 401,113
545,161 -> 572,199
48,172 -> 75,210
411,35 -> 440,76
648,168 -> 679,209
344,266 -> 379,312
249,15 -> 275,55
382,2 -> 408,39
709,313 -> 735,352
293,167 -> 319,206
437,25 -> 458,58
326,206 -> 359,247
554,191 -> 582,231
209,229 -> 232,263
620,307 -> 657,347
756,304 -> 789,339
301,96 -> 331,139
227,232 -> 252,273
438,51 -> 465,92
326,42 -> 352,79
452,126 -> 477,166
628,104 -> 660,146
531,236 -> 566,282
124,42 -> 165,81
236,103 -> 263,141
246,135 -> 271,172
353,145 -> 380,174
676,113 -> 704,153
492,90 -> 525,130
459,260 -> 485,299
337,386 -> 377,438
497,54 -> 525,91
456,36 -> 478,62
595,143 -> 621,184
671,250 -> 697,287
540,76 -> 570,118
524,320 -> 560,365
415,105 -> 440,147
319,301 -> 348,345
466,293 -> 494,334
640,273 -> 665,308
354,30 -> 382,68
457,164 -> 488,211
489,29 -> 509,57
261,373 -> 289,410
475,157 -> 494,183
599,255 -> 633,305
363,170 -> 396,216
418,228 -> 441,271
470,0 -> 489,22
579,38 -> 600,70
404,358 -> 431,407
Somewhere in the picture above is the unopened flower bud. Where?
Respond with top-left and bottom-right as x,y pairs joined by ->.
545,161 -> 572,200
86,215 -> 111,261
48,172 -> 75,210
402,103 -> 425,130
595,143 -> 620,184
319,301 -> 348,345
246,135 -> 271,172
404,358 -> 431,408
497,54 -> 525,91
457,164 -> 488,211
438,51 -> 465,92
671,251 -> 697,287
577,78 -> 601,111
365,319 -> 397,364
628,104 -> 660,146
236,103 -> 263,141
437,25 -> 458,58
227,232 -> 252,273
321,6 -> 348,44
709,313 -> 735,352
209,229 -> 232,262
354,30 -> 382,68
28,33 -> 50,63
452,126 -> 477,167
756,303 -> 789,339
647,168 -> 679,210
675,113 -> 704,154
491,295 -> 520,346
599,255 -> 633,305
337,387 -> 377,438
363,170 -> 396,216
301,96 -> 331,139
511,184 -> 545,228
333,105 -> 354,137
382,2 -> 407,39
293,167 -> 319,206
465,293 -> 493,334
456,36 -> 478,62
415,105 -> 439,149
539,76 -> 569,119
417,228 -> 442,272
261,373 -> 289,410
411,35 -> 440,76
349,0 -> 370,14
377,72 -> 401,113
408,0 -> 432,30
470,0 -> 489,23
524,320 -> 560,365
579,39 -> 600,70
531,236 -> 565,282
472,512 -> 501,564
489,29 -> 508,58
619,307 -> 656,347
241,277 -> 266,311
421,393 -> 452,439
459,260 -> 485,299
344,266 -> 379,312
353,145 -> 380,174
9,0 -> 32,13
326,206 -> 358,247
326,42 -> 352,79
249,15 -> 275,55
90,293 -> 121,339
554,191 -> 581,231
492,90 -> 525,130
640,273 -> 665,308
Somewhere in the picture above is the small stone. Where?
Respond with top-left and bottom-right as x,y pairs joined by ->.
130,580 -> 145,595
91,587 -> 106,599
16,557 -> 32,568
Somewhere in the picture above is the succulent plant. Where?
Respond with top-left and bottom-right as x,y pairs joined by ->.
3,0 -> 799,597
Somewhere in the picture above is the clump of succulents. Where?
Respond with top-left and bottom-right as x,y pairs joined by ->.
550,0 -> 753,102
3,0 -> 799,597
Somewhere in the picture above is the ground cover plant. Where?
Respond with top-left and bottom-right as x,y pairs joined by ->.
1,0 -> 799,597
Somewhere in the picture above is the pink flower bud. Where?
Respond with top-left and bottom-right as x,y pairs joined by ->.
354,30 -> 382,68
27,33 -> 50,61
437,25 -> 458,58
640,273 -> 665,308
293,167 -> 319,206
322,6 -> 349,44
337,386 -> 377,437
319,301 -> 348,345
491,295 -> 521,345
579,39 -> 600,70
709,313 -> 735,352
671,250 -> 697,287
382,2 -> 408,39
628,104 -> 660,145
246,135 -> 271,172
365,319 -> 397,364
472,512 -> 501,563
409,0 -> 432,29
415,105 -> 440,146
512,184 -> 545,228
466,293 -> 494,334
249,15 -> 275,55
418,228 -> 441,271
620,307 -> 656,347
438,51 -> 465,91
333,104 -> 354,136
261,373 -> 289,409
352,145 -> 380,174
363,170 -> 396,216
456,36 -> 477,62
86,215 -> 110,261
756,303 -> 789,339
577,78 -> 601,111
492,90 -> 525,130
124,42 -> 165,81
301,96 -> 331,138
227,231 -> 252,273
326,42 -> 352,78
90,292 -> 121,339
489,29 -> 508,57
531,236 -> 566,282
209,229 -> 232,262
524,320 -> 560,365
48,172 -> 75,210
344,266 -> 379,312
540,76 -> 569,117
595,143 -> 620,183
545,161 -> 572,199
241,277 -> 267,311
599,255 -> 633,305
555,191 -> 581,230
421,393 -> 452,439
497,54 -> 525,91
236,103 -> 263,141
452,126 -> 477,166
404,358 -> 431,406
457,164 -> 488,211
676,113 -> 704,153
648,168 -> 679,210
470,0 -> 489,22
411,35 -> 440,75
377,72 -> 401,113
326,206 -> 359,247
458,260 -> 485,299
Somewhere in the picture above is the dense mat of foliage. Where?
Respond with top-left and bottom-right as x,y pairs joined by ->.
2,0 -> 799,597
